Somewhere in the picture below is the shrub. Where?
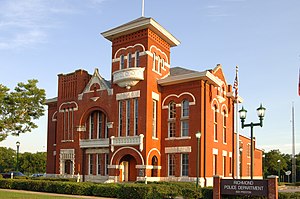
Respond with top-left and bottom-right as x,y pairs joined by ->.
201,187 -> 213,199
117,184 -> 151,199
92,183 -> 120,198
181,188 -> 202,199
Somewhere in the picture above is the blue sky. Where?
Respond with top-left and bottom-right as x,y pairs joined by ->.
0,0 -> 299,154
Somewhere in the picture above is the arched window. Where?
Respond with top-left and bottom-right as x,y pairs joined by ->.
89,111 -> 106,139
181,100 -> 189,137
161,59 -> 165,70
168,101 -> 176,137
223,110 -> 227,144
120,55 -> 125,69
157,56 -> 161,73
151,156 -> 158,177
135,51 -> 140,67
214,105 -> 218,141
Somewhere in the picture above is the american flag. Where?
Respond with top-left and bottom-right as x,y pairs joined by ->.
234,66 -> 239,98
298,68 -> 300,96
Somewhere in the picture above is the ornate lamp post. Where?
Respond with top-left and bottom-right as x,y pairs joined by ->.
195,131 -> 202,188
239,104 -> 266,179
277,159 -> 281,182
16,141 -> 20,171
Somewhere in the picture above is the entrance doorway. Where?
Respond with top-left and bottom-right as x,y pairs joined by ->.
119,155 -> 137,182
64,160 -> 73,174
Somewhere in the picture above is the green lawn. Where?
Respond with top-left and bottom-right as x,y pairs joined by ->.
0,189 -> 84,199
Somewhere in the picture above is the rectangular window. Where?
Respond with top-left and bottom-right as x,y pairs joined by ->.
128,53 -> 132,68
90,112 -> 94,139
97,154 -> 101,175
229,157 -> 232,175
89,154 -> 93,175
214,108 -> 218,141
247,144 -> 251,157
223,114 -> 227,144
135,51 -> 139,67
105,117 -> 108,138
168,154 -> 175,176
181,154 -> 189,176
134,98 -> 138,136
105,154 -> 109,176
118,101 -> 123,136
213,154 -> 217,175
247,163 -> 251,176
223,156 -> 226,177
98,112 -> 103,139
120,55 -> 124,69
181,120 -> 189,137
126,100 -> 130,136
152,100 -> 157,138
168,122 -> 176,137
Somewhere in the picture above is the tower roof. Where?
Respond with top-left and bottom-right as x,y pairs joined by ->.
101,17 -> 180,47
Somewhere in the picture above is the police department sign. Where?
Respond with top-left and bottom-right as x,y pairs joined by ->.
221,179 -> 268,196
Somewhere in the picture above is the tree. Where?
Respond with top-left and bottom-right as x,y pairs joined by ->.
0,147 -> 16,173
19,152 -> 46,174
0,79 -> 45,141
264,149 -> 288,177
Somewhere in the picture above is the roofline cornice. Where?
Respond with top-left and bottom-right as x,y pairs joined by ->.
157,71 -> 223,87
101,18 -> 180,47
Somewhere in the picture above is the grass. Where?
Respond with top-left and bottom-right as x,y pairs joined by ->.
0,189 -> 87,199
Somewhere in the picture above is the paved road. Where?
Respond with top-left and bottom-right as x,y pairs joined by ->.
0,189 -> 116,199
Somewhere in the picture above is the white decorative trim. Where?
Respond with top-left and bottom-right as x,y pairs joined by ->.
162,92 -> 196,109
58,101 -> 78,112
165,146 -> 192,154
116,90 -> 140,101
213,148 -> 218,155
146,148 -> 161,165
113,44 -> 146,59
221,104 -> 228,116
211,98 -> 220,110
101,18 -> 180,47
165,136 -> 191,141
150,45 -> 169,64
229,152 -> 232,158
222,150 -> 227,156
110,146 -> 145,166
107,122 -> 113,129
152,91 -> 160,101
51,111 -> 57,122
86,148 -> 109,154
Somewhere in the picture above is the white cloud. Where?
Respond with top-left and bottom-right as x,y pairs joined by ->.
0,0 -> 106,50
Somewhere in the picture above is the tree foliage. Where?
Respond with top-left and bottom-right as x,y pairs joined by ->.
0,147 -> 16,173
0,79 -> 45,141
19,152 -> 46,174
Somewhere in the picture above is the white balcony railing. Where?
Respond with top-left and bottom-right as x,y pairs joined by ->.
112,67 -> 145,89
110,134 -> 144,152
79,138 -> 109,148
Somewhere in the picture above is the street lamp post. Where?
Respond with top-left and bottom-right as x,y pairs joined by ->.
195,131 -> 202,188
239,104 -> 266,179
16,141 -> 20,171
277,159 -> 281,182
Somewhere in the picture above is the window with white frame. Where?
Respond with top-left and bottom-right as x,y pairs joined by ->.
157,56 -> 161,73
168,154 -> 175,176
135,51 -> 140,67
89,112 -> 94,139
98,112 -> 103,139
214,105 -> 218,141
105,154 -> 109,176
181,100 -> 189,137
229,157 -> 232,175
128,53 -> 132,68
247,143 -> 251,157
223,111 -> 227,144
120,55 -> 125,69
161,59 -> 165,70
223,156 -> 226,177
97,154 -> 101,175
126,100 -> 130,136
213,154 -> 217,175
134,98 -> 138,136
181,154 -> 189,176
152,52 -> 156,71
118,101 -> 124,136
152,100 -> 157,138
89,154 -> 93,175
168,101 -> 176,137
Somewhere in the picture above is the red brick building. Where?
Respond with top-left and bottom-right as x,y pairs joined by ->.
46,17 -> 263,186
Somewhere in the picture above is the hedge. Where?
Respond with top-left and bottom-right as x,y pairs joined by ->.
0,179 -> 299,199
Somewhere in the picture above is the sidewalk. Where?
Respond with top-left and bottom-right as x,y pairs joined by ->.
0,189 -> 116,199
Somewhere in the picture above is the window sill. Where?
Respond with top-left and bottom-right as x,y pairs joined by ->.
62,140 -> 74,143
152,137 -> 159,140
165,136 -> 191,141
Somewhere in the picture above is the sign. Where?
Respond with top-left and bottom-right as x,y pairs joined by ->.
221,179 -> 268,196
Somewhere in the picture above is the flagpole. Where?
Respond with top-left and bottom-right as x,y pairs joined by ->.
234,66 -> 240,179
141,0 -> 145,17
292,102 -> 296,183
